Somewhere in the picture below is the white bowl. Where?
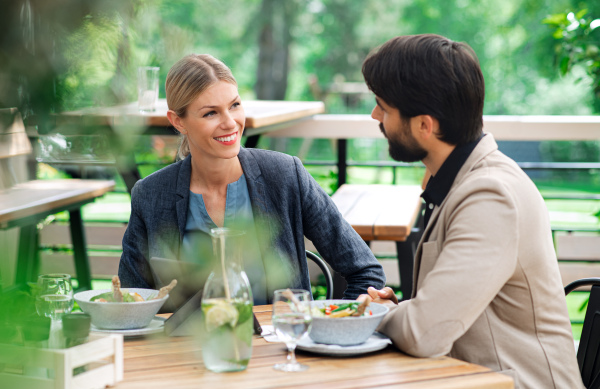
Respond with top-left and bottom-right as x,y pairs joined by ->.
308,300 -> 389,346
74,288 -> 168,330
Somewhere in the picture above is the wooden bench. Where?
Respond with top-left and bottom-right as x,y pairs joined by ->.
0,108 -> 114,291
331,184 -> 424,299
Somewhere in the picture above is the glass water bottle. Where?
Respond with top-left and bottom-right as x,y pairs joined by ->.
200,228 -> 253,372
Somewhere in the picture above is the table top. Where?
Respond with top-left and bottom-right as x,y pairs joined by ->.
331,184 -> 424,241
57,99 -> 325,136
114,305 -> 512,389
0,179 -> 115,227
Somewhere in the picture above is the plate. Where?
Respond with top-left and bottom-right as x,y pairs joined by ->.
91,316 -> 166,337
296,332 -> 392,357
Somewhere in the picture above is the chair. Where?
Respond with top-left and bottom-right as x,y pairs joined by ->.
565,277 -> 600,389
306,250 -> 334,299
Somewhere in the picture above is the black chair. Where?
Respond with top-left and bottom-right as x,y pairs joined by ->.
565,277 -> 600,388
306,250 -> 334,299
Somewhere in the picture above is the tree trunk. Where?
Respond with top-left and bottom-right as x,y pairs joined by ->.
254,0 -> 296,100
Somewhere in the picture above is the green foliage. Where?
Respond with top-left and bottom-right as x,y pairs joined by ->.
311,284 -> 328,300
544,8 -> 600,112
2,0 -> 595,125
0,286 -> 51,345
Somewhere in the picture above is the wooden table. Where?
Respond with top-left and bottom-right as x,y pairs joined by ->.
53,99 -> 324,193
331,184 -> 424,300
114,305 -> 513,388
58,99 -> 325,137
0,179 -> 115,290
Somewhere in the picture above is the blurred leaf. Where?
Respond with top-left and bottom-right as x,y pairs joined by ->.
560,56 -> 571,75
552,28 -> 565,39
576,9 -> 589,21
543,13 -> 567,26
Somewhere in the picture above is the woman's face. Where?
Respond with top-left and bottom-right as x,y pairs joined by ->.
180,81 -> 245,161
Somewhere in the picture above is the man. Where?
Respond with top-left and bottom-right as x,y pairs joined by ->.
360,34 -> 583,388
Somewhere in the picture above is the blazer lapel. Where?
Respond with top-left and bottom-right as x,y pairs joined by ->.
411,205 -> 441,297
238,148 -> 276,246
238,148 -> 289,296
175,155 -> 192,242
411,134 -> 499,296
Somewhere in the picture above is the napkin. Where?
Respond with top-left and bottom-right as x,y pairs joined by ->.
260,325 -> 282,343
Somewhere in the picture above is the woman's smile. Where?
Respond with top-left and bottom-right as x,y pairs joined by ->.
214,131 -> 239,146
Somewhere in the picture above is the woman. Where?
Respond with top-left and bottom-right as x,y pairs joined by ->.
118,54 -> 385,304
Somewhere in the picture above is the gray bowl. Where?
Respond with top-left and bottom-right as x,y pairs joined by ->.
74,288 -> 168,330
309,300 -> 389,346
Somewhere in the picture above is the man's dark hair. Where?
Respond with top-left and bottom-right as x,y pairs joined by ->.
362,34 -> 484,145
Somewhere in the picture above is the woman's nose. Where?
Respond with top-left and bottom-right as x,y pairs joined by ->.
220,111 -> 237,129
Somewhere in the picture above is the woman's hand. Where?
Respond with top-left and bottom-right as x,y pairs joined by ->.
357,286 -> 399,308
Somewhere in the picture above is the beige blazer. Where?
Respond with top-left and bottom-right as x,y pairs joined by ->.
377,134 -> 583,389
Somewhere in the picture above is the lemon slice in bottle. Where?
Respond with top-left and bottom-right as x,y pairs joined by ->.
205,300 -> 239,332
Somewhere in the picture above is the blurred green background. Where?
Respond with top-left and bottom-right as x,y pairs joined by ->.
2,0 -> 599,341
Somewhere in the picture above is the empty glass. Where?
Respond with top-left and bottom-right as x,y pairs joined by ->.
35,274 -> 74,322
137,66 -> 159,112
272,289 -> 312,372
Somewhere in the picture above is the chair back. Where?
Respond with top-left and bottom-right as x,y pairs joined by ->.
565,277 -> 600,389
306,250 -> 333,300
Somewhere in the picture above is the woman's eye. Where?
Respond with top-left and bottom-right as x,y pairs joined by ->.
231,102 -> 241,109
203,111 -> 216,118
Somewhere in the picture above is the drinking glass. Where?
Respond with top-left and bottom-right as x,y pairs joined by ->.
35,274 -> 74,322
272,289 -> 312,372
137,66 -> 159,112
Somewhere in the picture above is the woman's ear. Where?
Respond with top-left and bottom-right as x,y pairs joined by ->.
167,110 -> 187,134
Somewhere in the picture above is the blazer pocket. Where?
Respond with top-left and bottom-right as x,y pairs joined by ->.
417,241 -> 439,281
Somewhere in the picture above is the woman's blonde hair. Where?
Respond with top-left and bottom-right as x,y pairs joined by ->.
165,54 -> 237,160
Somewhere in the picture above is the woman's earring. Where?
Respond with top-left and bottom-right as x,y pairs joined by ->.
180,128 -> 187,135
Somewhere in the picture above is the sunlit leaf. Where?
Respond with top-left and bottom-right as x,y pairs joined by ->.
575,9 -> 588,21
553,28 -> 565,39
543,13 -> 568,26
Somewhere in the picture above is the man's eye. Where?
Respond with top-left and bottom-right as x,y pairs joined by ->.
203,111 -> 216,118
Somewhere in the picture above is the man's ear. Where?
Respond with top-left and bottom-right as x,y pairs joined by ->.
412,115 -> 439,140
167,110 -> 187,134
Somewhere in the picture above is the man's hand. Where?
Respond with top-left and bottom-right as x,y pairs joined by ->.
357,286 -> 399,308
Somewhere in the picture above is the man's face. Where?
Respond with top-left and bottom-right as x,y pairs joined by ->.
371,97 -> 427,162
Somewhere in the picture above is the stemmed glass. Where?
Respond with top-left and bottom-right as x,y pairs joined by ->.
272,289 -> 313,372
35,274 -> 74,322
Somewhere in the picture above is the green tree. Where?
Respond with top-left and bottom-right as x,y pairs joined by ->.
544,8 -> 600,112
0,0 -> 136,132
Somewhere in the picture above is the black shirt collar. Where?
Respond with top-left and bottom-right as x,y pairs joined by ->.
421,134 -> 484,206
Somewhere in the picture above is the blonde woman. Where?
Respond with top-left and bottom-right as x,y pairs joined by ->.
118,54 -> 385,303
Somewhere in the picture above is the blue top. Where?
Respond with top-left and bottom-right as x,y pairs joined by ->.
181,174 -> 268,305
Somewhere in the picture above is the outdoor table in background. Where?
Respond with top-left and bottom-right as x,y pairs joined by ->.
0,179 -> 115,291
52,99 -> 325,193
331,184 -> 424,300
114,305 -> 513,388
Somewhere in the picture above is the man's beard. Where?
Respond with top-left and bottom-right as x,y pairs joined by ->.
380,123 -> 427,162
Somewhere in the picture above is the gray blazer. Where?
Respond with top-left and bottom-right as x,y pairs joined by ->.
118,147 -> 385,299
